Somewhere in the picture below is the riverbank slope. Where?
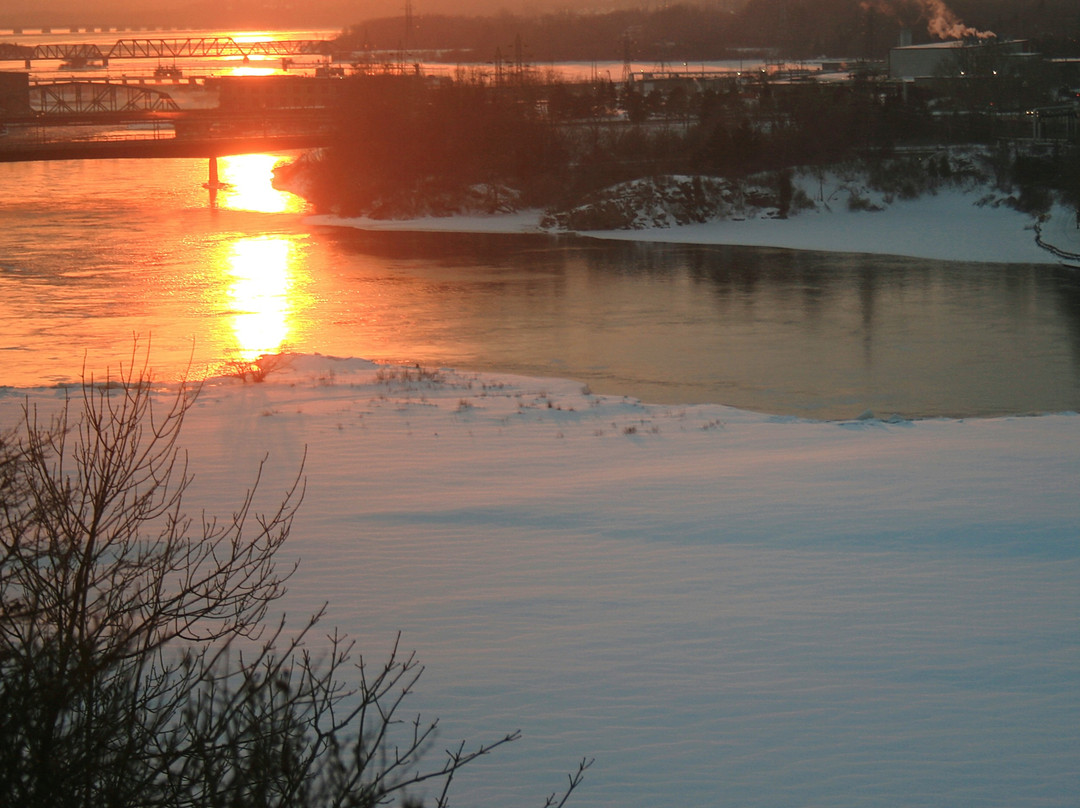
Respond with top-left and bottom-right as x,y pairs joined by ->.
301,171 -> 1080,265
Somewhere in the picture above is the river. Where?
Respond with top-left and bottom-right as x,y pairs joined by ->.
1,152 -> 1080,419
3,28 -> 1080,808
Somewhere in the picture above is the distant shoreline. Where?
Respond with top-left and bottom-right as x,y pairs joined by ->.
306,181 -> 1080,267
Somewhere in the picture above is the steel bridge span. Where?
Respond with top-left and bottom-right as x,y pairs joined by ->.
0,129 -> 329,202
27,81 -> 182,114
0,132 -> 329,163
0,37 -> 334,65
0,89 -> 335,164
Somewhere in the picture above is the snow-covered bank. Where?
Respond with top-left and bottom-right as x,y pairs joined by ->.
307,208 -> 548,236
585,189 -> 1076,265
4,355 -> 1076,808
306,176 -> 1080,266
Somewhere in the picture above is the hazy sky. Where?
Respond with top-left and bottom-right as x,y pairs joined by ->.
0,0 -> 635,30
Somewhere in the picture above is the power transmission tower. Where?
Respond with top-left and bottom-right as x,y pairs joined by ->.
402,0 -> 413,70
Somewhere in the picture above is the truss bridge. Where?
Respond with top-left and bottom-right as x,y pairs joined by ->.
31,81 -> 181,115
0,37 -> 334,65
0,66 -> 340,164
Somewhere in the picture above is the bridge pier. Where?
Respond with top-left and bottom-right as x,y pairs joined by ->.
203,156 -> 231,192
203,156 -> 228,206
205,156 -> 224,188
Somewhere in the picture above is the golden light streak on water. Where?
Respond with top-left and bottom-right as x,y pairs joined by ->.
226,65 -> 281,77
214,153 -> 306,214
223,237 -> 296,363
231,32 -> 282,43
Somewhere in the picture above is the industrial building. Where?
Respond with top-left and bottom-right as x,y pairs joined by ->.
888,38 -> 1029,80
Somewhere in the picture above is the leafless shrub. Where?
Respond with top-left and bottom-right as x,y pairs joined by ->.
0,355 -> 587,808
225,351 -> 290,383
374,365 -> 443,385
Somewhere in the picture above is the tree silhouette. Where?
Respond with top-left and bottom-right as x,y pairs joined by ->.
0,350 -> 589,808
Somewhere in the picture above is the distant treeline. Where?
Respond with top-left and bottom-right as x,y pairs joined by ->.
294,69 -> 1080,220
301,75 -> 570,216
338,0 -> 1080,63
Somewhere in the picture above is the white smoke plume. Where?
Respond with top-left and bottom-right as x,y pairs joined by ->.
863,0 -> 996,41
920,0 -> 995,40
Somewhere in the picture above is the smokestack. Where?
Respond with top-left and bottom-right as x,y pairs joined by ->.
899,28 -> 912,47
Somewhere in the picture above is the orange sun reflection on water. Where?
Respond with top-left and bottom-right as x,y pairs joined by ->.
226,65 -> 281,77
213,153 -> 306,213
222,236 -> 302,363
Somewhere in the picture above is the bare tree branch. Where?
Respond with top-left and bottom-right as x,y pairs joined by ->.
0,353 -> 587,808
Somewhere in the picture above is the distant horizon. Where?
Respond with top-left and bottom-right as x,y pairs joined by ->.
0,0 -> 682,32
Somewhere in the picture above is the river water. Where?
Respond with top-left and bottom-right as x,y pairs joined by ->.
2,153 -> 1080,418
3,32 -> 1080,808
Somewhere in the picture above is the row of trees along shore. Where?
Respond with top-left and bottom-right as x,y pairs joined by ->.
296,66 -> 1080,219
340,0 -> 1080,63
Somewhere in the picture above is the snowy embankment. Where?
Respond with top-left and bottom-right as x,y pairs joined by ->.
301,166 -> 1080,266
4,356 -> 1076,808
583,182 -> 1075,265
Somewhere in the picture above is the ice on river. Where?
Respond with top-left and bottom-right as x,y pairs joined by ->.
5,355 -> 1075,807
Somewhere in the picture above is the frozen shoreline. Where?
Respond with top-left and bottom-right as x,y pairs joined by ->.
2,355 -> 1076,808
308,185 -> 1080,266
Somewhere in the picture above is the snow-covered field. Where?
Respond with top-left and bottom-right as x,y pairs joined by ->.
3,354 -> 1076,808
4,177 -> 1078,806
